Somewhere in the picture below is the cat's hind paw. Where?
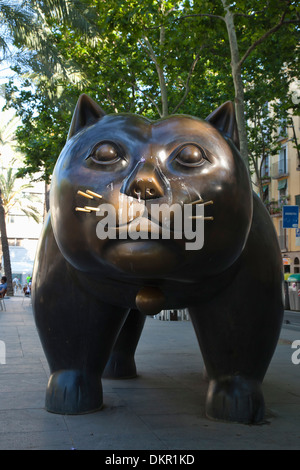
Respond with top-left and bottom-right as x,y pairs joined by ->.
205,376 -> 265,424
102,352 -> 137,379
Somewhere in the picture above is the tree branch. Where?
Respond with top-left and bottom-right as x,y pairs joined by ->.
139,36 -> 168,117
175,13 -> 225,22
144,12 -> 225,31
120,75 -> 162,116
87,51 -> 163,116
105,87 -> 118,113
239,11 -> 299,67
171,48 -> 203,114
233,3 -> 270,18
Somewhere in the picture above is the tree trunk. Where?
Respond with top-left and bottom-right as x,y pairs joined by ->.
143,35 -> 169,118
43,181 -> 50,221
221,1 -> 249,170
0,189 -> 13,296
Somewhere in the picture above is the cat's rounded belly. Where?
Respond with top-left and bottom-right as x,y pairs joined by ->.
102,239 -> 183,276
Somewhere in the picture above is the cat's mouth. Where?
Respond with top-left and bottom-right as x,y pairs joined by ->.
75,189 -> 214,240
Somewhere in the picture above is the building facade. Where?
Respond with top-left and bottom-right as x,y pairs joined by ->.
261,113 -> 300,274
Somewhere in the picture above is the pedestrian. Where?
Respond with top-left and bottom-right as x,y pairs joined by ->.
13,277 -> 21,294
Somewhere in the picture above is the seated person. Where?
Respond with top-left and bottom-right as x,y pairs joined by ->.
0,276 -> 7,298
23,277 -> 32,297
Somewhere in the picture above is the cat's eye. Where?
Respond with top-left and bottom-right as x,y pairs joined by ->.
88,141 -> 123,165
176,145 -> 207,167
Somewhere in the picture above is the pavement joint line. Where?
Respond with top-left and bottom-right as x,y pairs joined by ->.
0,297 -> 299,449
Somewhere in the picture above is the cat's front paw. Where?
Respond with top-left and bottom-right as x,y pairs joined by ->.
206,376 -> 265,424
46,370 -> 103,414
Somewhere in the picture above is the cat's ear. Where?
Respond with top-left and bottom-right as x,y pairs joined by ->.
67,94 -> 105,140
206,101 -> 239,149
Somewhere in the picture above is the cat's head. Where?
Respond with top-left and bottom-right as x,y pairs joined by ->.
50,94 -> 252,282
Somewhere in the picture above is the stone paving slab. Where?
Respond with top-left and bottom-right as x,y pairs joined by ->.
0,296 -> 299,450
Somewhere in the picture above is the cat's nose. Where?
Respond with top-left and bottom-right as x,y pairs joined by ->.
122,159 -> 165,200
130,176 -> 164,200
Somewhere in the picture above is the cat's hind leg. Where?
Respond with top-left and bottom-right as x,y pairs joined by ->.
190,197 -> 284,424
189,263 -> 283,423
102,309 -> 146,379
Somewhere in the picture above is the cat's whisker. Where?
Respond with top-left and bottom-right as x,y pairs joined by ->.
86,189 -> 103,199
75,207 -> 91,213
189,199 -> 214,220
77,190 -> 94,199
191,199 -> 214,206
84,206 -> 101,212
189,216 -> 214,220
190,198 -> 203,205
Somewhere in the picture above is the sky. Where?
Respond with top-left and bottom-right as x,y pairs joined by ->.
0,57 -> 17,107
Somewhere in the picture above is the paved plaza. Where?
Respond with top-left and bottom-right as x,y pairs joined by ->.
0,295 -> 299,450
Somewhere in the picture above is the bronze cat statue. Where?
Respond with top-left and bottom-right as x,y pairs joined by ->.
32,94 -> 283,423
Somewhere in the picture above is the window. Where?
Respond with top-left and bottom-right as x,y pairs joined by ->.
278,178 -> 287,201
278,146 -> 288,176
277,109 -> 287,139
261,154 -> 270,178
262,184 -> 269,203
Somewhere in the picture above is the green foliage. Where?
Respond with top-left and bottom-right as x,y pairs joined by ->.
6,78 -> 79,182
0,1 -> 35,59
3,0 -> 300,181
0,163 -> 41,223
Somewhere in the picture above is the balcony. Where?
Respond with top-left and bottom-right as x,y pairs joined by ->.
271,158 -> 288,179
265,196 -> 291,217
261,175 -> 271,184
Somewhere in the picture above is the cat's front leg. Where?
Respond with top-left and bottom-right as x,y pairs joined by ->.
46,369 -> 103,414
37,293 -> 130,414
44,303 -> 129,415
32,217 -> 130,414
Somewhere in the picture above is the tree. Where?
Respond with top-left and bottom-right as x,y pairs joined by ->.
172,0 -> 299,167
247,102 -> 285,199
0,187 -> 13,295
8,79 -> 77,182
5,0 -> 233,180
223,0 -> 299,167
0,108 -> 22,297
0,163 -> 42,296
0,104 -> 40,295
0,0 -> 36,68
4,0 -> 300,180
0,165 -> 41,223
0,109 -> 19,150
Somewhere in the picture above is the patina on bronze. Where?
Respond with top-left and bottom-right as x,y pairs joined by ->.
32,94 -> 283,423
